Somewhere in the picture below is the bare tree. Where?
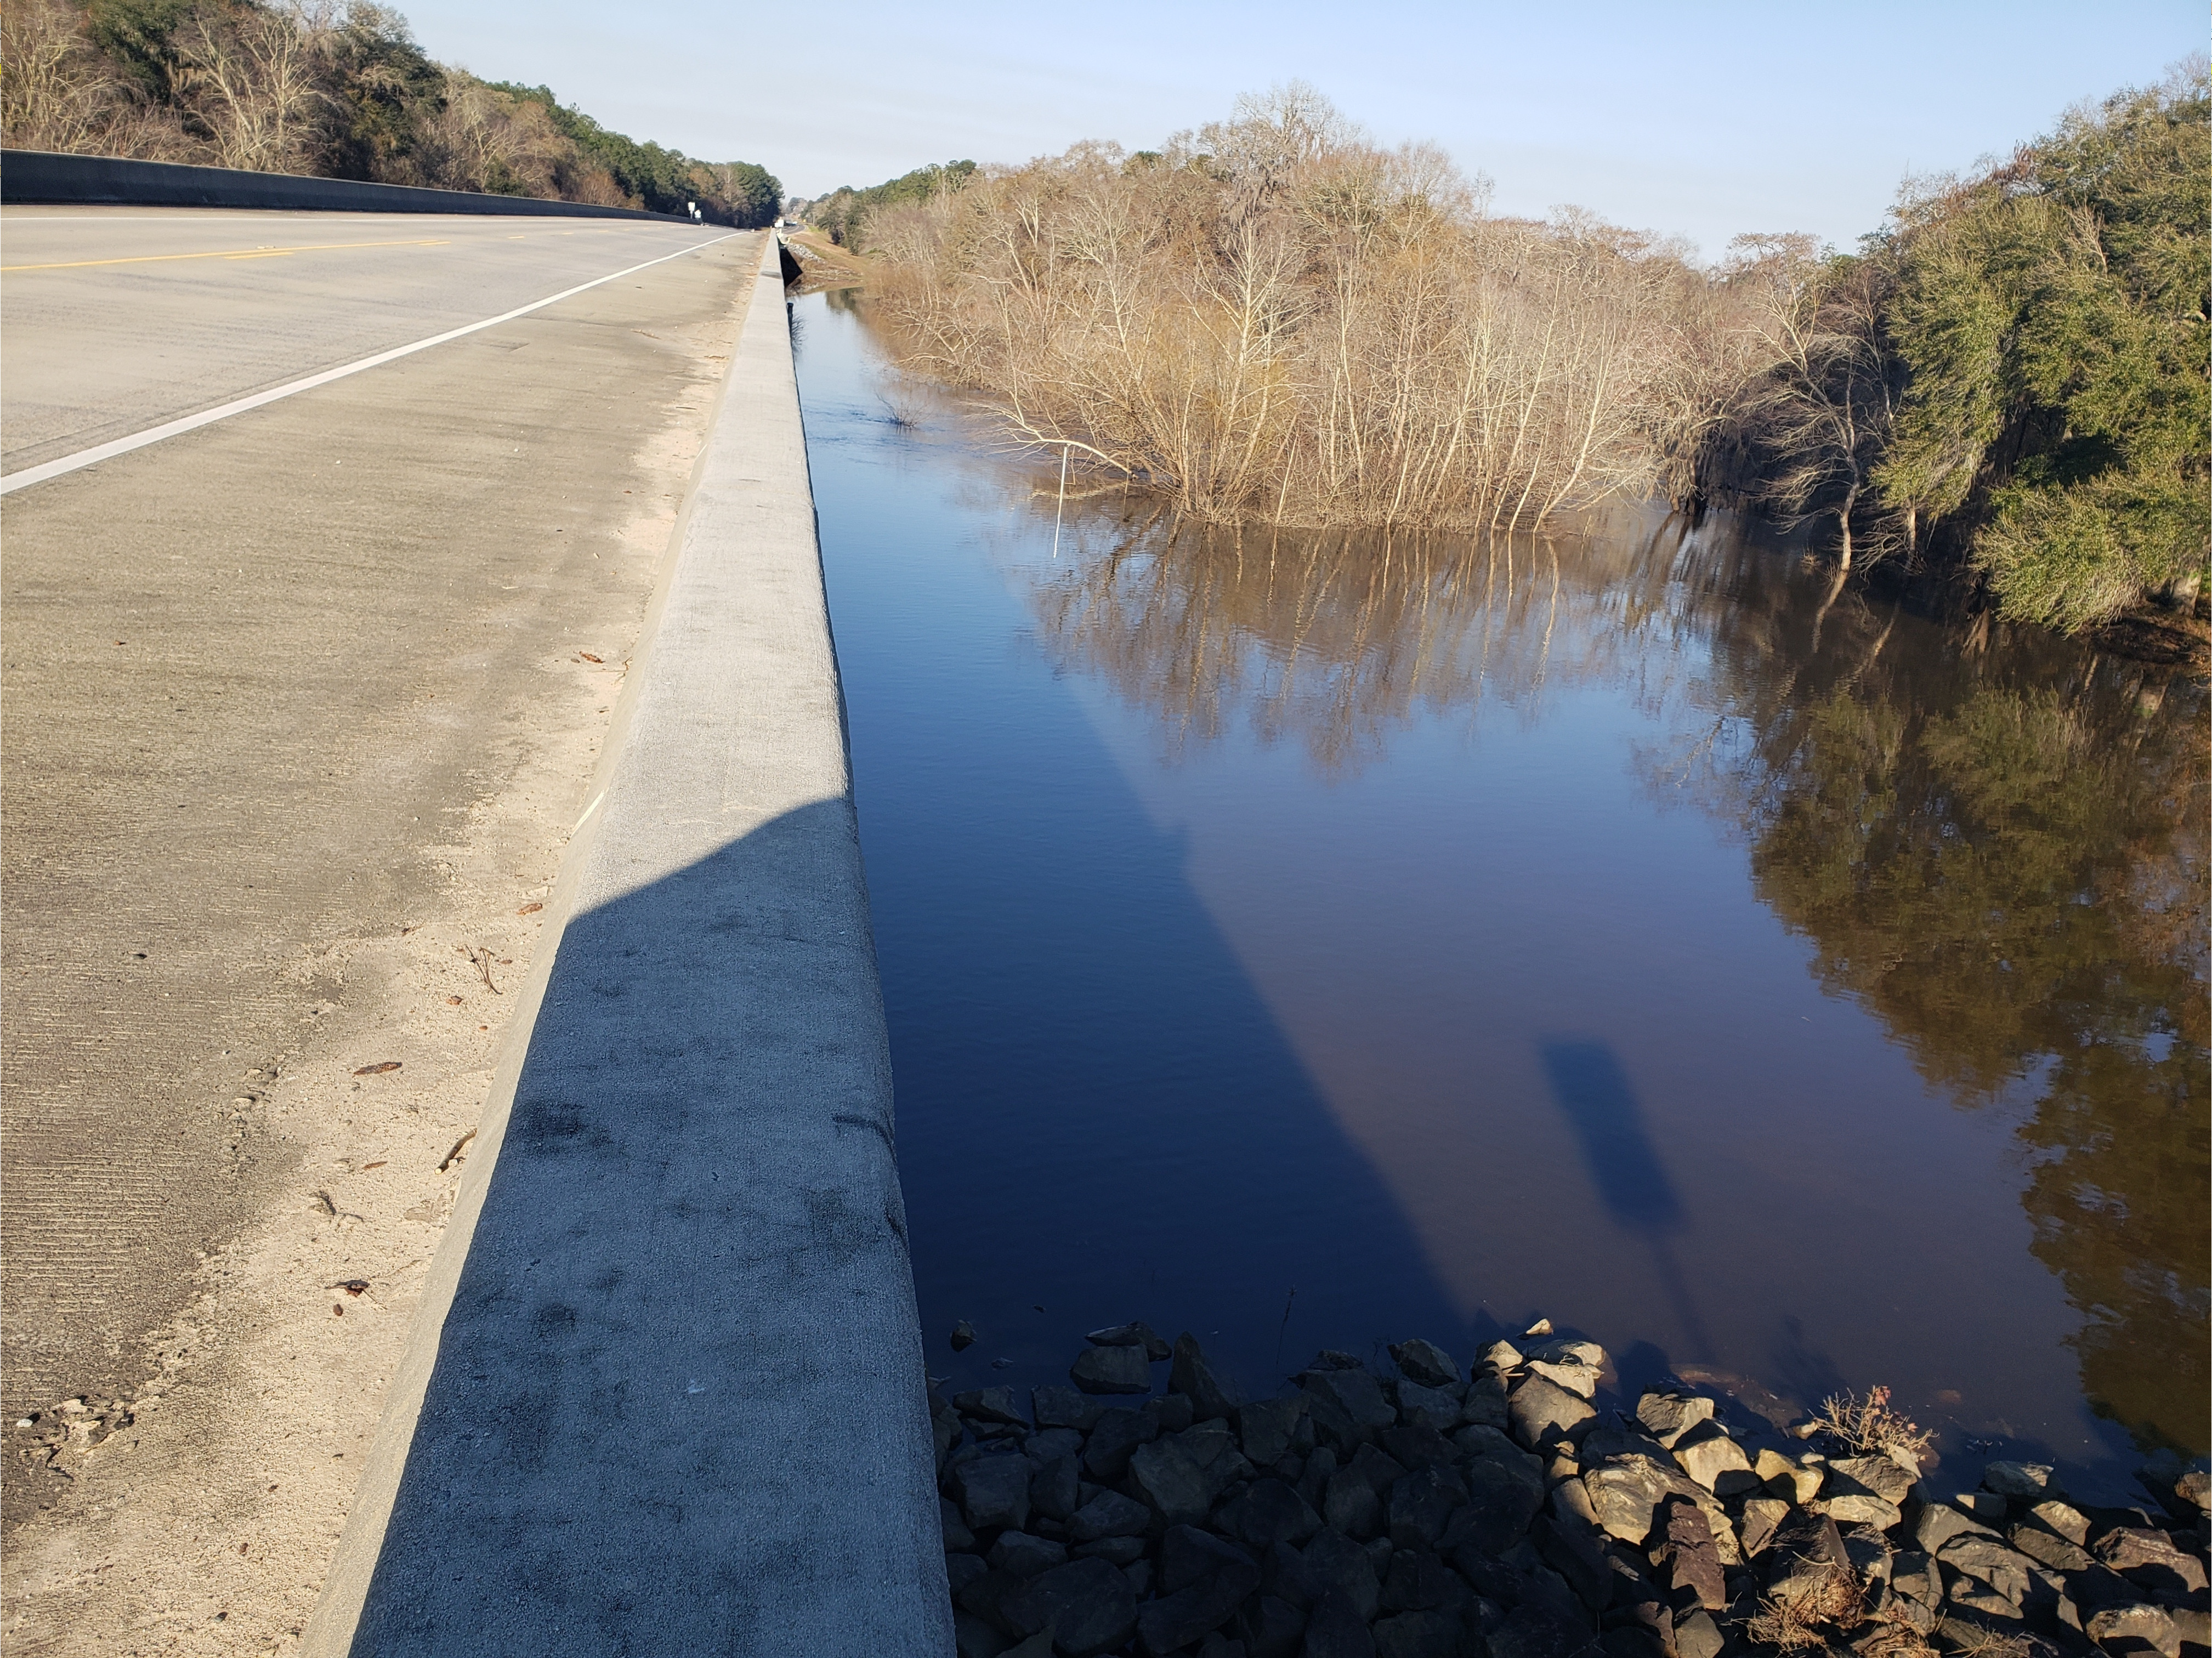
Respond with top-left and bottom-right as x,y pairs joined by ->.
1732,236 -> 1903,570
174,0 -> 335,175
412,71 -> 565,196
1,0 -> 115,152
861,92 -> 1790,536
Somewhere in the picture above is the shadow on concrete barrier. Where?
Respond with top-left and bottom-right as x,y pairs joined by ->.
0,148 -> 692,220
345,800 -> 949,1654
299,235 -> 948,1654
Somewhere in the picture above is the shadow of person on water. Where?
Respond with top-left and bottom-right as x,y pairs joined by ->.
1539,1037 -> 1715,1360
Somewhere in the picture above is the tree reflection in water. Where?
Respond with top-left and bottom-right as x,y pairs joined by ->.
1024,502 -> 2208,1457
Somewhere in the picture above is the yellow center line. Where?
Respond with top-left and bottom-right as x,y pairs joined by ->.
0,237 -> 455,273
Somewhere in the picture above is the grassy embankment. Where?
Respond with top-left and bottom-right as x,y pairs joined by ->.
1,0 -> 781,224
800,77 -> 2208,645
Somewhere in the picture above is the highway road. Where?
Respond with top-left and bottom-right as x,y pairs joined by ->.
2,209 -> 734,478
1,206 -> 764,1645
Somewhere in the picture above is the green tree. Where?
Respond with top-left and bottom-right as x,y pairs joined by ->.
1876,69 -> 2210,629
803,159 -> 974,248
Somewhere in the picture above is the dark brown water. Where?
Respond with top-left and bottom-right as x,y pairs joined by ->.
795,291 -> 2208,1502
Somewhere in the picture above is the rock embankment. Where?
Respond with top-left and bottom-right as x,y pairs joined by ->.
930,1323 -> 2211,1658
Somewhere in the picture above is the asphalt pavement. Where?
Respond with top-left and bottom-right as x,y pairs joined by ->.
0,207 -> 762,1451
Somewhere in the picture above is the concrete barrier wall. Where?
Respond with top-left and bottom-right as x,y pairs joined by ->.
302,234 -> 952,1655
1,148 -> 692,220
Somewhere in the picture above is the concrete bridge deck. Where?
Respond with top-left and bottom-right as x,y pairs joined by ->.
2,205 -> 945,1651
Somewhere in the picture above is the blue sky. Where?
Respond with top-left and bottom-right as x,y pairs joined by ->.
407,1 -> 2202,257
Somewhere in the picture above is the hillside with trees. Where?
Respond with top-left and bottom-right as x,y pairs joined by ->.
812,73 -> 2207,643
0,0 -> 780,224
787,159 -> 974,251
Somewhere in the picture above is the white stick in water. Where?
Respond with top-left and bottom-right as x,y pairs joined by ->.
1052,444 -> 1070,559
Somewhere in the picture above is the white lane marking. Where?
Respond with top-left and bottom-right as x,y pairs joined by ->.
1,231 -> 742,495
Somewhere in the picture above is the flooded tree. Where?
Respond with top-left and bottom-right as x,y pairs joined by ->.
857,87 -> 1762,536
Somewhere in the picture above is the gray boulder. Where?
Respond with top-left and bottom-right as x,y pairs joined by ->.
941,1496 -> 976,1553
1215,1478 -> 1324,1551
1302,1525 -> 1385,1622
988,1531 -> 1068,1579
1461,1374 -> 1511,1429
1580,1455 -> 1703,1546
1828,1453 -> 1913,1504
952,1451 -> 1033,1533
1763,1508 -> 1851,1605
946,1552 -> 988,1595
1814,1459 -> 1901,1530
1653,1495 -> 1727,1611
1067,1487 -> 1151,1543
1373,1607 -> 1462,1658
1073,1535 -> 1147,1566
1129,1437 -> 1215,1528
1508,1375 -> 1595,1450
1071,1343 -> 1153,1395
955,1386 -> 1028,1427
1081,1407 -> 1155,1480
1171,1332 -> 1239,1422
1524,1339 -> 1606,1370
1391,1338 -> 1464,1389
1632,1392 -> 1713,1449
1451,1456 -> 1544,1555
1236,1395 -> 1311,1467
2097,1527 -> 2209,1598
1303,1589 -> 1379,1658
1485,1600 -> 1602,1658
1939,1532 -> 2037,1608
1137,1526 -> 1262,1655
1670,1422 -> 1758,1497
1000,1557 -> 1140,1658
1030,1454 -> 1081,1523
1388,1463 -> 1470,1552
1381,1548 -> 1473,1616
2027,1500 -> 2090,1544
2085,1602 -> 2181,1658
1086,1321 -> 1171,1360
1913,1500 -> 1999,1555
1982,1460 -> 2061,1502
1246,1595 -> 1304,1658
2007,1520 -> 2092,1575
1530,1513 -> 1610,1616
1032,1384 -> 1104,1433
1394,1380 -> 1464,1433
1672,1608 -> 1724,1658
1525,1359 -> 1600,1400
1737,1496 -> 1790,1559
1478,1340 -> 1524,1372
1303,1365 -> 1399,1445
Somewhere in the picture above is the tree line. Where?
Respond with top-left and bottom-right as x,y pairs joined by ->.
1,0 -> 782,225
787,158 -> 974,252
806,75 -> 2207,638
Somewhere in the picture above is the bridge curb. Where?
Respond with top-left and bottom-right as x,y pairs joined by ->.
302,232 -> 950,1655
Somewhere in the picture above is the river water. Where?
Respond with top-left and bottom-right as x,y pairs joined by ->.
790,290 -> 2208,1501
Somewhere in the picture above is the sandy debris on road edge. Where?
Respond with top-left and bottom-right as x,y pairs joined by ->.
0,293 -> 749,1657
